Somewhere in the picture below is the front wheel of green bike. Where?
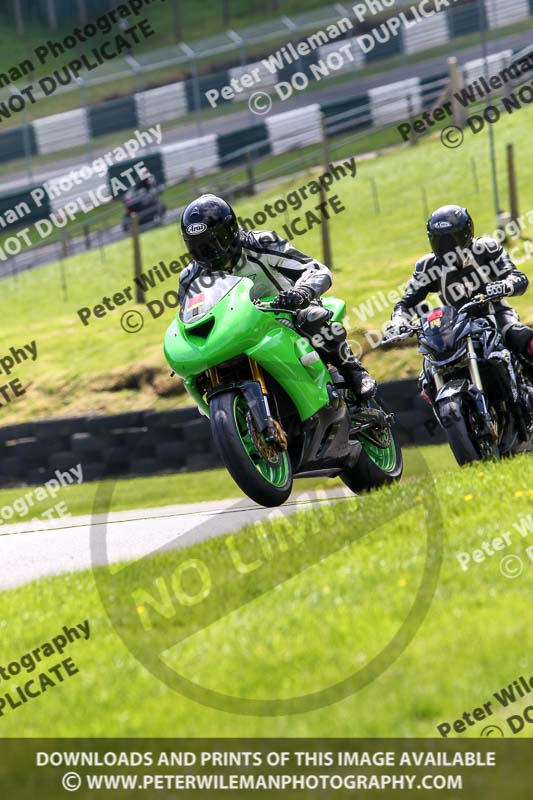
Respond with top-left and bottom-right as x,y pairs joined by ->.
210,391 -> 293,507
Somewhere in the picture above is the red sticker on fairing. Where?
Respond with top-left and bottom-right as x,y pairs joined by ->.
186,293 -> 205,311
427,309 -> 443,322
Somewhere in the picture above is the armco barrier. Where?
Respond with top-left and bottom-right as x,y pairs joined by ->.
1,0 -> 531,170
0,379 -> 444,488
3,41 -> 530,230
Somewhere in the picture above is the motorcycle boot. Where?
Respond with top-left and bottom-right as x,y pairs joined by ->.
296,305 -> 376,402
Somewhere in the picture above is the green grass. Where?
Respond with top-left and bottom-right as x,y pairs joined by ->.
0,444 -> 455,520
1,100 -> 532,424
0,452 -> 531,737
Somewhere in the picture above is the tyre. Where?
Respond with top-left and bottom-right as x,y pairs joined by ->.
341,401 -> 403,493
210,391 -> 293,507
438,397 -> 482,465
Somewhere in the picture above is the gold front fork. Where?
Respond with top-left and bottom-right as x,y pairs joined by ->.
249,358 -> 268,393
249,359 -> 288,450
208,366 -> 220,388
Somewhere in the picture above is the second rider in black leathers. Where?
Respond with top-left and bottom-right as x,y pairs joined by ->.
388,204 -> 533,364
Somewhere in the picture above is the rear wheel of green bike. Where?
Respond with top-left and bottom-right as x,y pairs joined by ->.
341,401 -> 403,493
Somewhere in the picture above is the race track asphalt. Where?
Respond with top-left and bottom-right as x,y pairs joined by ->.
0,488 -> 352,590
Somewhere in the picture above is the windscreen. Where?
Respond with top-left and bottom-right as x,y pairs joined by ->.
420,306 -> 466,351
180,273 -> 242,324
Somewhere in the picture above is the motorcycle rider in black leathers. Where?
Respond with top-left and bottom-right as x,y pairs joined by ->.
388,204 -> 533,365
178,194 -> 376,401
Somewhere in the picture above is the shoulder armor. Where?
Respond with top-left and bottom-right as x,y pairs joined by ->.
474,236 -> 501,255
179,262 -> 196,280
243,229 -> 282,249
414,254 -> 436,273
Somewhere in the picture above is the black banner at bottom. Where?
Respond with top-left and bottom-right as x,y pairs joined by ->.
0,738 -> 530,798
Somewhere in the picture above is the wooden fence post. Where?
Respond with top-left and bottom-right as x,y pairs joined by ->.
131,214 -> 145,304
448,57 -> 465,129
320,114 -> 333,269
245,152 -> 255,196
506,143 -> 519,226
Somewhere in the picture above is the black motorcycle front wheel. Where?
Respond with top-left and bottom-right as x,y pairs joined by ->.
438,397 -> 498,465
210,390 -> 293,507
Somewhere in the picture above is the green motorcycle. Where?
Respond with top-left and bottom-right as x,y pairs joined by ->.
164,273 -> 403,507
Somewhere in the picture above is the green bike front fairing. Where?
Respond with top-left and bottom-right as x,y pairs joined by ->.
164,274 -> 346,422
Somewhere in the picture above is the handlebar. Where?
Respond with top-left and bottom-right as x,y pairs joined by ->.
381,295 -> 494,346
459,294 -> 492,314
380,320 -> 421,347
253,300 -> 298,314
380,332 -> 411,346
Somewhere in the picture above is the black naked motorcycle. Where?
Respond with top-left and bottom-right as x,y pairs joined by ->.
383,295 -> 533,465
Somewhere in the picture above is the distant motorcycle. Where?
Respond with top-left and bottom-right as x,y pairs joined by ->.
383,295 -> 533,465
122,185 -> 166,232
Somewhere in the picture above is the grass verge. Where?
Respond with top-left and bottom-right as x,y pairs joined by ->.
0,452 -> 531,736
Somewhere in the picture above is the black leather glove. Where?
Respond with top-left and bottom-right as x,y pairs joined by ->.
486,280 -> 512,299
275,288 -> 313,310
